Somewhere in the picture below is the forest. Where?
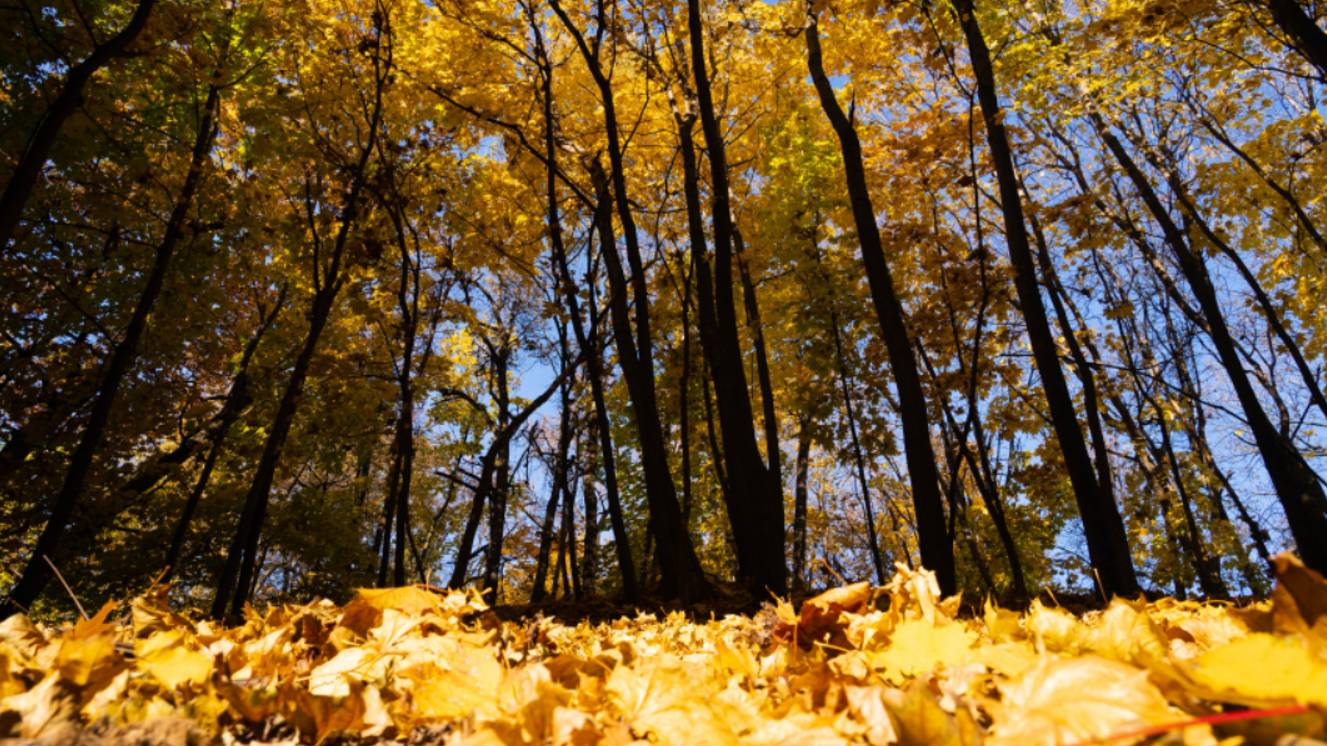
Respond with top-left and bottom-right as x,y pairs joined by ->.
4,0 -> 1327,622
8,0 -> 1327,742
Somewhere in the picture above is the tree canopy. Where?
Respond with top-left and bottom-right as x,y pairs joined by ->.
3,0 -> 1327,618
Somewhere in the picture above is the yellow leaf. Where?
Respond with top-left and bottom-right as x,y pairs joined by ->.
136,629 -> 213,689
0,672 -> 75,739
55,602 -> 122,688
406,641 -> 504,722
989,655 -> 1175,746
868,619 -> 976,683
1187,633 -> 1327,707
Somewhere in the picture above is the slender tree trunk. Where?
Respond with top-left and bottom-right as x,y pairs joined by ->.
1093,116 -> 1327,575
586,160 -> 709,600
949,0 -> 1139,597
164,288 -> 285,579
388,225 -> 421,589
532,31 -> 638,599
806,14 -> 955,594
1028,196 -> 1120,512
678,253 -> 695,526
1159,162 -> 1327,422
791,418 -> 812,594
735,230 -> 782,496
562,466 -> 581,600
530,471 -> 561,603
533,324 -> 576,602
685,0 -> 786,594
378,436 -> 404,586
449,355 -> 568,591
582,450 -> 600,595
449,461 -> 491,589
482,348 -> 513,598
829,302 -> 886,584
0,0 -> 157,250
213,275 -> 345,619
3,82 -> 220,617
548,0 -> 709,600
702,356 -> 729,502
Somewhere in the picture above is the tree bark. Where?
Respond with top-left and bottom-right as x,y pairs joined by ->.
532,26 -> 638,598
3,81 -> 219,617
164,288 -> 285,579
806,13 -> 955,594
1093,115 -> 1327,575
548,0 -> 709,600
791,418 -> 812,594
0,0 -> 157,250
210,14 -> 388,617
685,0 -> 786,594
1267,0 -> 1327,79
949,0 -> 1139,597
586,161 -> 710,600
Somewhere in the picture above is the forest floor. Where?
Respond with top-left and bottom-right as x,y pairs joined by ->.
1,557 -> 1325,746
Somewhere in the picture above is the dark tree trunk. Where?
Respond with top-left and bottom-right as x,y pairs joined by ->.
0,0 -> 157,250
449,358 -> 569,592
791,418 -> 812,594
532,323 -> 576,603
829,304 -> 886,584
678,253 -> 695,526
530,462 -> 561,602
1093,116 -> 1327,576
378,437 -> 405,586
529,19 -> 639,600
548,0 -> 709,600
1267,0 -> 1327,79
948,0 -> 1139,597
164,288 -> 285,579
482,347 -> 513,598
586,162 -> 709,600
806,14 -> 955,594
735,230 -> 782,497
562,464 -> 581,600
1027,194 -> 1120,519
212,272 -> 345,620
387,210 -> 422,588
3,82 -> 219,618
581,448 -> 600,595
685,0 -> 786,595
1159,162 -> 1327,422
211,13 -> 388,615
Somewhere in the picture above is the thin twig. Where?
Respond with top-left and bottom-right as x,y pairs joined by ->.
43,555 -> 88,620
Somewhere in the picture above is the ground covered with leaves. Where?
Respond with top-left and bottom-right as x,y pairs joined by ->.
2,556 -> 1326,746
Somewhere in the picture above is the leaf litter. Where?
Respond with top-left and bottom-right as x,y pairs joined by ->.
2,554 -> 1326,745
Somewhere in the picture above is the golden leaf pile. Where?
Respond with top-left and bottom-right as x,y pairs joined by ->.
3,555 -> 1327,745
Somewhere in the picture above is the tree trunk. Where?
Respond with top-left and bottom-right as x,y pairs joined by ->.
806,13 -> 955,594
3,82 -> 219,618
685,0 -> 786,594
0,0 -> 157,250
586,157 -> 709,601
791,418 -> 812,594
482,347 -> 513,599
532,31 -> 639,599
211,26 -> 386,615
164,288 -> 285,579
1267,0 -> 1327,79
949,0 -> 1139,597
581,450 -> 600,595
548,0 -> 709,600
1093,116 -> 1327,575
735,229 -> 782,496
